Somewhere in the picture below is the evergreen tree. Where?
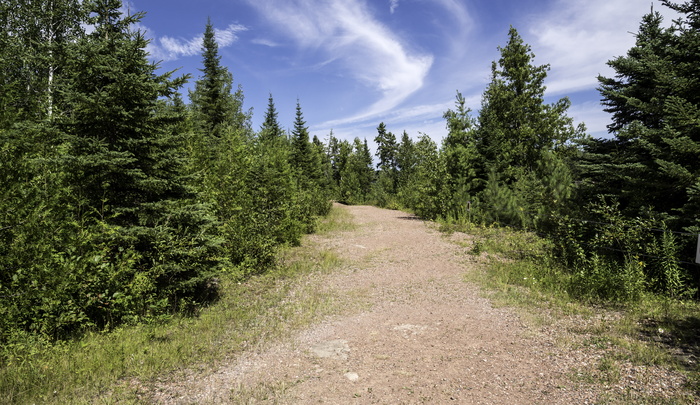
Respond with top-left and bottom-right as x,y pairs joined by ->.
592,1 -> 700,230
312,134 -> 331,189
474,27 -> 583,226
441,91 -> 479,216
396,130 -> 416,190
374,122 -> 398,173
359,138 -> 376,196
339,138 -> 374,204
260,93 -> 283,142
373,122 -> 398,201
327,131 -> 344,188
189,18 -> 247,138
290,99 -> 315,180
403,133 -> 443,219
57,0 -> 221,330
477,27 -> 582,182
289,100 -> 329,220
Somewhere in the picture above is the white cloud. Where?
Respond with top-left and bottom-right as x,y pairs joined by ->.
246,0 -> 433,123
314,92 -> 482,145
567,101 -> 613,139
147,23 -> 247,61
433,0 -> 472,31
251,38 -> 280,47
390,0 -> 400,14
528,0 -> 679,96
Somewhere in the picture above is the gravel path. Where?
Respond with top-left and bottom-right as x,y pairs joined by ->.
152,204 -> 690,404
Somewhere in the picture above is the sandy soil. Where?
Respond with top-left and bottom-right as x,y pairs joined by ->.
151,204 -> 690,404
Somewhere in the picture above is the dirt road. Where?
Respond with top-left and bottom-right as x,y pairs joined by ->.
154,204 -> 687,404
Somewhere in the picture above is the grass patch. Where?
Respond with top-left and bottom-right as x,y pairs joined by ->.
446,221 -> 700,403
316,203 -> 356,234
230,379 -> 301,403
0,207 -> 350,405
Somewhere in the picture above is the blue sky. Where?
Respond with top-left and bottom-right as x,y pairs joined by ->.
129,0 -> 677,144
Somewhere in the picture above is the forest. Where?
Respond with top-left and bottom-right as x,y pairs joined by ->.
1,0 -> 699,358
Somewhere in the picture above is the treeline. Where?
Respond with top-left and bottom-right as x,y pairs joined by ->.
2,0 -> 699,349
0,1 -> 330,346
333,1 -> 700,301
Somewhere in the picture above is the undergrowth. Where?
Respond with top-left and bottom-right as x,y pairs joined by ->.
442,219 -> 700,404
0,205 -> 351,405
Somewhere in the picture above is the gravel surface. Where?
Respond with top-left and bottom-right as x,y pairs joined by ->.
151,204 -> 692,404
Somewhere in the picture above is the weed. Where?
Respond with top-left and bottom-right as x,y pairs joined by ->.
451,222 -> 700,403
231,380 -> 298,403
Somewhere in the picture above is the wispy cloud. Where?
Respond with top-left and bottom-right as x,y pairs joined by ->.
567,101 -> 612,138
432,0 -> 472,32
246,0 -> 433,123
319,98 -> 467,130
528,0 -> 678,96
147,24 -> 247,61
389,0 -> 400,14
251,38 -> 280,47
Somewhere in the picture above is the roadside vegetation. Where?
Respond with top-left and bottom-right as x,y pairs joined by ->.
2,0 -> 699,403
442,220 -> 700,404
0,206 -> 351,405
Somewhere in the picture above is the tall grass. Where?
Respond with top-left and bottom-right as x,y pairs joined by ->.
446,221 -> 700,403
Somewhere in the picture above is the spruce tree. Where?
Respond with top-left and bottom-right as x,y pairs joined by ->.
58,0 -> 221,329
190,18 -> 247,138
592,1 -> 700,230
374,122 -> 398,173
441,91 -> 479,216
358,139 -> 376,198
312,134 -> 332,191
477,27 -> 582,181
474,27 -> 583,226
290,99 -> 314,180
260,93 -> 284,142
327,131 -> 344,189
374,122 -> 398,197
396,130 -> 416,190
401,133 -> 443,219
195,18 -> 228,133
339,138 -> 374,204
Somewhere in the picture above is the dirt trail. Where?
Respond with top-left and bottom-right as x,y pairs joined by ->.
152,204 -> 681,404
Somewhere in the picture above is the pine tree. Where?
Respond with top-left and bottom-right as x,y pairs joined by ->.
260,93 -> 284,142
290,99 -> 314,180
478,27 -> 582,181
592,1 -> 700,230
474,27 -> 583,226
190,18 -> 247,138
58,0 -> 221,330
441,91 -> 479,216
